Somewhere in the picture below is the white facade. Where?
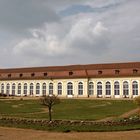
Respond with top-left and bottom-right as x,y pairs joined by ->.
0,77 -> 139,98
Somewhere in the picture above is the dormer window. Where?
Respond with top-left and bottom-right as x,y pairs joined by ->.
133,69 -> 138,74
44,73 -> 48,76
19,73 -> 23,77
8,74 -> 11,78
98,71 -> 102,75
69,71 -> 73,76
31,73 -> 35,77
115,70 -> 120,74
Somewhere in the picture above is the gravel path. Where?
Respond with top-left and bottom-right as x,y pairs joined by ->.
120,108 -> 140,118
97,108 -> 140,122
0,127 -> 140,140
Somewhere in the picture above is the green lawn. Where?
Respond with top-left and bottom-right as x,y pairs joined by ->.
0,99 -> 137,120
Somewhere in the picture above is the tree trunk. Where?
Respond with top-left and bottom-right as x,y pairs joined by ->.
49,107 -> 52,121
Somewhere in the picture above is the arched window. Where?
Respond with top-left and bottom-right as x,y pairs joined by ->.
42,83 -> 46,96
1,83 -> 4,94
88,82 -> 94,95
106,81 -> 111,95
78,82 -> 83,95
123,81 -> 129,97
18,83 -> 21,95
97,82 -> 102,96
58,82 -> 62,95
49,83 -> 53,95
30,83 -> 34,95
67,82 -> 73,95
36,83 -> 40,95
23,83 -> 27,95
132,81 -> 138,95
6,83 -> 10,95
12,83 -> 16,96
114,81 -> 120,95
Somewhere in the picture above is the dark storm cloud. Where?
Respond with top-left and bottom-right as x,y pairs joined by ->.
0,0 -> 59,32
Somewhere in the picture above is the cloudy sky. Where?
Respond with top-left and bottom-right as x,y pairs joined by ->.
0,0 -> 140,68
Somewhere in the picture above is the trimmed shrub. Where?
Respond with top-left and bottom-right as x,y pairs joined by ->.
134,96 -> 140,107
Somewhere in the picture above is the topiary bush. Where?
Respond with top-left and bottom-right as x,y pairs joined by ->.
134,96 -> 140,107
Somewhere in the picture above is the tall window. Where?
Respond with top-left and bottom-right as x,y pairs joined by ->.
78,82 -> 83,95
67,82 -> 73,95
18,83 -> 21,95
30,83 -> 34,95
1,83 -> 4,94
97,82 -> 102,96
42,83 -> 46,96
23,83 -> 27,95
58,82 -> 62,95
12,83 -> 16,96
36,83 -> 40,95
106,82 -> 111,95
6,83 -> 10,95
88,82 -> 94,95
123,81 -> 129,97
114,81 -> 120,95
132,81 -> 138,95
49,83 -> 53,95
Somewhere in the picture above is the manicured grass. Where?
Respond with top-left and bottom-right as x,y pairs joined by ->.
0,98 -> 140,132
0,99 -> 137,120
53,99 -> 137,120
0,100 -> 42,114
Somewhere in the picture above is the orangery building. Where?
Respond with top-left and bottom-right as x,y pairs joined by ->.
0,62 -> 140,98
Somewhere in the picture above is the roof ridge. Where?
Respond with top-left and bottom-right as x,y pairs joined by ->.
0,61 -> 140,72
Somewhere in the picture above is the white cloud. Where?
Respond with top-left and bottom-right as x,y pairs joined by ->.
93,21 -> 108,35
13,17 -> 109,60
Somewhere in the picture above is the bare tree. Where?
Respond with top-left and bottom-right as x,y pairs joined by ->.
40,94 -> 60,121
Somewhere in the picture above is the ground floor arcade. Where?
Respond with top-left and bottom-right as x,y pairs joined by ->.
0,77 -> 139,98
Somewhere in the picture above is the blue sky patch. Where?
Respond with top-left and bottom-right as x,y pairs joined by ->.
59,2 -> 121,17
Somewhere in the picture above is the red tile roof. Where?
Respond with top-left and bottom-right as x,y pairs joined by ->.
0,62 -> 140,80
